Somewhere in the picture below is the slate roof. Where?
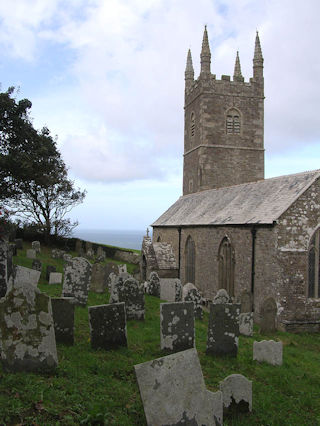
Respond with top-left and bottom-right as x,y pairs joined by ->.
152,170 -> 320,227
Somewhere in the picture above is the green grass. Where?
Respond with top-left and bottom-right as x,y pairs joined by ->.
0,244 -> 320,424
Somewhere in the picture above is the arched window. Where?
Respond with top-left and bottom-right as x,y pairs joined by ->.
218,236 -> 235,297
308,229 -> 320,298
190,112 -> 195,138
185,236 -> 196,284
226,108 -> 241,134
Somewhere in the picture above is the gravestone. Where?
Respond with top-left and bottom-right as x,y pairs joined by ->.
89,302 -> 127,350
146,271 -> 160,297
91,263 -> 107,293
219,374 -> 252,414
51,249 -> 65,259
253,340 -> 283,366
213,289 -> 231,304
134,348 -> 223,426
62,257 -> 92,305
14,238 -> 23,250
109,277 -> 144,320
31,240 -> 41,253
108,272 -> 118,292
86,248 -> 94,259
241,290 -> 253,313
51,297 -> 75,345
118,264 -> 127,274
32,259 -> 42,272
85,241 -> 92,253
206,303 -> 240,357
14,265 -> 41,287
75,239 -> 83,255
0,280 -> 58,372
96,246 -> 106,260
63,253 -> 72,262
160,278 -> 183,302
160,301 -> 195,352
26,249 -> 37,259
183,282 -> 203,319
46,265 -> 56,281
260,297 -> 277,333
49,272 -> 62,285
0,239 -> 8,298
239,312 -> 253,336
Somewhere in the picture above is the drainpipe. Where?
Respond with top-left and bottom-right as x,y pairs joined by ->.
178,227 -> 182,279
251,227 -> 256,310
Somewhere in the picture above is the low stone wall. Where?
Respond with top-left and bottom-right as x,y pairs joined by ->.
114,250 -> 140,265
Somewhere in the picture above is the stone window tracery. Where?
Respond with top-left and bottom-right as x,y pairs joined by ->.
218,236 -> 235,297
185,236 -> 196,284
308,229 -> 320,298
226,108 -> 241,134
190,112 -> 195,138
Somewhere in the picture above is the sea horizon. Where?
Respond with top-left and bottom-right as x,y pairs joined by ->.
71,228 -> 149,250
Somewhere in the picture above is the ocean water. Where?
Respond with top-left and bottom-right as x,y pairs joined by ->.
72,229 -> 147,250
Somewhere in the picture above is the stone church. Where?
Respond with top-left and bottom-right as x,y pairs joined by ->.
142,27 -> 320,332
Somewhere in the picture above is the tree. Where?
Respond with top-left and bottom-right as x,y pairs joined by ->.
0,87 -> 86,240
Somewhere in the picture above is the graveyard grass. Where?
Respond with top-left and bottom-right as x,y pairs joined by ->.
0,244 -> 319,425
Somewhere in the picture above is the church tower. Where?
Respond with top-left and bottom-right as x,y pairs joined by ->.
183,28 -> 264,195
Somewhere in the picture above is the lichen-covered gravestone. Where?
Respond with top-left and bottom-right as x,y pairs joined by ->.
160,278 -> 182,302
62,257 -> 92,306
51,297 -> 75,345
134,348 -> 223,426
219,374 -> 252,414
213,289 -> 231,304
0,239 -> 8,298
206,303 -> 240,357
146,271 -> 160,297
118,264 -> 127,274
183,282 -> 203,319
89,302 -> 127,350
46,265 -> 56,281
32,259 -> 42,272
14,265 -> 41,287
0,280 -> 58,372
109,277 -> 145,320
239,312 -> 253,336
32,241 -> 41,253
160,301 -> 195,352
90,263 -> 107,293
253,340 -> 283,366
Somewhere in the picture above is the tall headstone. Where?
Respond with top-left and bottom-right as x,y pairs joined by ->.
134,348 -> 223,426
0,239 -> 8,298
160,278 -> 183,302
51,297 -> 75,345
62,257 -> 92,306
89,302 -> 127,350
183,282 -> 203,319
253,340 -> 283,366
32,259 -> 42,272
146,271 -> 160,297
31,241 -> 41,253
160,301 -> 195,352
91,263 -> 107,293
219,374 -> 252,414
260,297 -> 277,333
0,280 -> 58,372
109,277 -> 145,320
206,303 -> 240,357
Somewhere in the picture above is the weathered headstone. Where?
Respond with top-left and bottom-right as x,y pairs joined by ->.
206,303 -> 240,357
63,253 -> 72,262
89,302 -> 127,350
31,240 -> 41,253
0,239 -> 8,298
0,280 -> 58,372
85,241 -> 92,253
146,271 -> 160,297
51,297 -> 75,345
109,277 -> 144,320
239,312 -> 253,336
160,278 -> 183,302
62,257 -> 92,306
160,301 -> 195,352
75,239 -> 83,255
118,264 -> 127,274
14,265 -> 41,287
49,272 -> 63,285
14,238 -> 23,250
240,290 -> 253,313
32,259 -> 42,272
26,249 -> 37,259
213,288 -> 231,304
86,248 -> 94,259
108,272 -> 118,292
183,282 -> 203,319
91,263 -> 107,293
260,298 -> 277,333
46,265 -> 56,281
96,246 -> 106,260
219,374 -> 252,414
51,249 -> 65,259
253,340 -> 283,366
134,348 -> 223,426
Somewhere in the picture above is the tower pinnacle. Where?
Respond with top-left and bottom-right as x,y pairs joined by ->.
253,31 -> 263,81
200,25 -> 211,76
233,51 -> 243,81
185,49 -> 194,85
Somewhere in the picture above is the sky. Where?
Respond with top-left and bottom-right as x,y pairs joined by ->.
1,0 -> 320,231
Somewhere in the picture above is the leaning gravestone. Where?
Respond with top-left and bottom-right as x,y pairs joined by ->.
46,265 -> 56,281
26,249 -> 37,260
134,348 -> 223,426
0,239 -> 8,298
183,282 -> 203,319
51,297 -> 75,345
160,301 -> 195,352
206,303 -> 240,357
90,263 -> 107,293
160,278 -> 183,302
62,257 -> 92,306
89,302 -> 127,350
32,241 -> 41,253
32,259 -> 42,272
260,297 -> 277,333
219,374 -> 252,414
146,271 -> 160,297
239,312 -> 253,336
49,272 -> 62,285
109,277 -> 144,320
253,340 -> 283,366
14,265 -> 41,287
0,280 -> 58,372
